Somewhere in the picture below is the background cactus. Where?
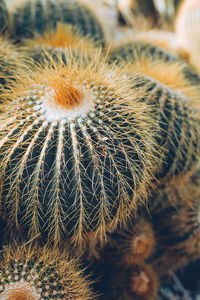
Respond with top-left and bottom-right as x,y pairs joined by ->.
0,51 -> 159,244
87,260 -> 159,300
127,72 -> 200,184
101,218 -> 155,265
0,37 -> 26,103
8,0 -> 105,46
0,243 -> 94,299
149,168 -> 200,276
0,0 -> 8,34
109,40 -> 200,88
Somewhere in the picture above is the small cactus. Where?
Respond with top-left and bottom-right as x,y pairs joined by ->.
0,244 -> 94,299
25,23 -> 98,64
102,262 -> 158,300
149,170 -> 200,275
9,0 -> 105,46
101,218 -> 155,265
0,51 -> 159,244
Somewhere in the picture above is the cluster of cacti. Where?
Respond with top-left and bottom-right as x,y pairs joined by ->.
0,0 -> 200,299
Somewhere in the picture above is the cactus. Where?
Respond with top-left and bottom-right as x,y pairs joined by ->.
9,0 -> 105,46
175,0 -> 200,75
0,38 -> 25,103
25,23 -> 97,64
0,244 -> 94,299
127,72 -> 200,183
0,0 -> 8,34
149,169 -> 200,275
109,40 -> 200,88
101,218 -> 155,265
0,51 -> 160,244
101,262 -> 158,300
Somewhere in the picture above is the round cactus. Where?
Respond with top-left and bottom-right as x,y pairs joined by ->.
0,244 -> 94,300
102,262 -> 158,300
101,218 -> 155,266
109,40 -> 200,88
0,0 -> 8,34
0,51 -> 159,244
128,72 -> 200,182
149,170 -> 200,275
9,0 -> 105,46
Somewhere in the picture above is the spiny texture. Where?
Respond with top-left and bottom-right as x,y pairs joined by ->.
176,0 -> 200,74
129,73 -> 200,182
9,0 -> 105,46
0,244 -> 94,300
101,219 -> 155,265
0,0 -> 8,34
150,169 -> 200,275
0,52 -> 159,244
109,40 -> 200,87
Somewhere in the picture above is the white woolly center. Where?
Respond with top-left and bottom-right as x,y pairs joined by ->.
39,85 -> 96,122
0,281 -> 41,299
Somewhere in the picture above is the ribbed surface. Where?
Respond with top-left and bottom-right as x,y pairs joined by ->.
131,74 -> 200,180
109,41 -> 200,86
9,0 -> 105,45
0,71 -> 157,242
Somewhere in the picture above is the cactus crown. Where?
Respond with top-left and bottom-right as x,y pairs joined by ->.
27,23 -> 98,55
0,51 -> 160,243
0,244 -> 94,300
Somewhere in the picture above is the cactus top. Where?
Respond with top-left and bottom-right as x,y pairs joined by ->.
0,52 -> 159,243
0,245 -> 94,299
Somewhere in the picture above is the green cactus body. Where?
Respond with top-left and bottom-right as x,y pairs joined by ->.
9,0 -> 105,46
109,41 -> 200,87
0,245 -> 94,299
0,52 -> 159,243
130,74 -> 200,182
0,0 -> 8,34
